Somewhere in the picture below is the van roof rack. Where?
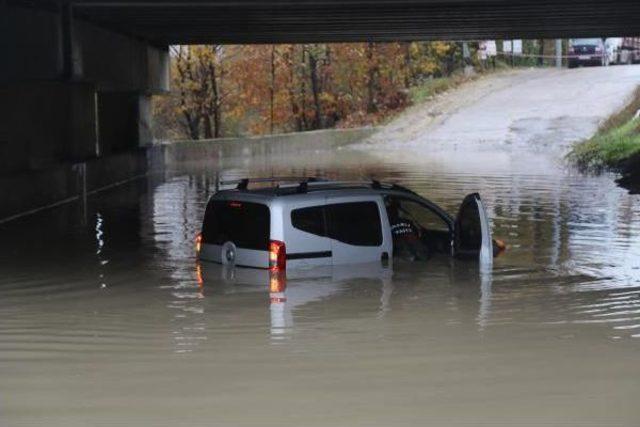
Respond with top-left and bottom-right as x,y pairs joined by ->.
217,176 -> 417,196
217,176 -> 324,190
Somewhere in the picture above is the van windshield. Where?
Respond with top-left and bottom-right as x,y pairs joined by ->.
570,38 -> 601,46
201,200 -> 270,250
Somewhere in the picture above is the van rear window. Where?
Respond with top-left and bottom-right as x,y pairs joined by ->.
201,201 -> 270,250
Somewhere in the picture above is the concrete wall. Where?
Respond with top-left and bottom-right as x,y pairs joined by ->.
0,150 -> 148,221
1,2 -> 169,172
2,4 -> 169,92
1,2 -> 170,221
77,19 -> 169,93
0,82 -> 98,174
98,92 -> 140,155
2,5 -> 65,82
161,128 -> 377,166
0,3 -> 373,223
0,127 -> 374,221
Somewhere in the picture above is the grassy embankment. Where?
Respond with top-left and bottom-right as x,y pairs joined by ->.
407,60 -> 513,106
409,75 -> 465,104
408,72 -> 478,105
568,87 -> 640,172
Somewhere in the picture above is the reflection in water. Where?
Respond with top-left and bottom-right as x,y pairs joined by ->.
378,274 -> 394,318
477,269 -> 492,332
95,212 -> 108,289
269,272 -> 291,341
0,139 -> 639,425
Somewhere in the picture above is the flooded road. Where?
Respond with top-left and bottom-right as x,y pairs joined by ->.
2,142 -> 640,426
2,66 -> 640,425
369,65 -> 640,155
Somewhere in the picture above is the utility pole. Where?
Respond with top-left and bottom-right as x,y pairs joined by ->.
462,41 -> 473,76
270,45 -> 275,134
555,39 -> 562,68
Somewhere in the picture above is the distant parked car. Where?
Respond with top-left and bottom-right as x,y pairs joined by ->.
568,38 -> 606,68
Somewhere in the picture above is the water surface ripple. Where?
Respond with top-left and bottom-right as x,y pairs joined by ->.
1,142 -> 639,426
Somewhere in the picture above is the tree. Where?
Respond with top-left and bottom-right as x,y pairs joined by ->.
153,40 -> 483,140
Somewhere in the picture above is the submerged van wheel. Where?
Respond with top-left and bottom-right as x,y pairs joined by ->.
221,241 -> 237,265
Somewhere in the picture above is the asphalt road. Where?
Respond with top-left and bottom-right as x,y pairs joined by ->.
367,65 -> 640,157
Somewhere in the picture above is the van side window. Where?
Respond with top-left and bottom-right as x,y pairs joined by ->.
291,206 -> 327,237
326,202 -> 382,246
387,198 -> 450,232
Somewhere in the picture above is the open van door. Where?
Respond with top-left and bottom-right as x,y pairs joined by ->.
454,193 -> 493,268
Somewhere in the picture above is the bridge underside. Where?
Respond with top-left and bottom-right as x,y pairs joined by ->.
2,0 -> 640,221
18,0 -> 640,44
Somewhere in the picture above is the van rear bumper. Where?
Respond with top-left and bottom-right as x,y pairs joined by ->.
199,243 -> 269,269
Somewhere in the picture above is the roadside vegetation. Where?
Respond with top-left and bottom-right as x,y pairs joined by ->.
408,73 -> 472,104
153,40 -> 563,141
153,42 -> 465,140
568,87 -> 640,171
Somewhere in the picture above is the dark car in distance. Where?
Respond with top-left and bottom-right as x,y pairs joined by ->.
568,38 -> 606,68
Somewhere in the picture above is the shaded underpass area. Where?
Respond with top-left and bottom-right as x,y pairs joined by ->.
4,0 -> 640,219
2,1 -> 640,426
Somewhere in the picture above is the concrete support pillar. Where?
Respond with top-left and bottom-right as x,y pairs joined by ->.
1,82 -> 97,173
60,2 -> 83,81
556,39 -> 563,68
96,91 -> 154,153
0,0 -> 7,51
138,95 -> 154,147
68,84 -> 98,160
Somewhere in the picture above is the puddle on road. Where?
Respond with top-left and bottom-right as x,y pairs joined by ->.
0,141 -> 639,426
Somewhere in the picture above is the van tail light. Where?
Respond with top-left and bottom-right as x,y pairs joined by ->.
195,232 -> 202,253
269,240 -> 286,271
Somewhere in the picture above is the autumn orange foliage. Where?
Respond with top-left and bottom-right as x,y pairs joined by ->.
153,42 -> 462,140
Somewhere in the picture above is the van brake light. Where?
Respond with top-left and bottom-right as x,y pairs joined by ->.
269,240 -> 286,271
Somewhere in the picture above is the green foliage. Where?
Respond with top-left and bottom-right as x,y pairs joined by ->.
408,73 -> 474,104
598,87 -> 640,133
568,95 -> 640,171
568,120 -> 640,170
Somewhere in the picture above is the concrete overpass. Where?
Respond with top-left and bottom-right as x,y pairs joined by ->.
2,0 -> 640,220
11,0 -> 640,44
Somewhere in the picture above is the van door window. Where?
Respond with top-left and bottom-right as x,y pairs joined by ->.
291,206 -> 327,237
386,198 -> 450,232
326,202 -> 382,247
384,197 -> 451,256
202,201 -> 270,250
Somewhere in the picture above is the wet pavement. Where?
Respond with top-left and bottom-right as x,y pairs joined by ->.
368,65 -> 640,156
1,67 -> 640,426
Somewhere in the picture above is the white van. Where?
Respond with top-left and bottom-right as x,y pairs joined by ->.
196,178 -> 499,270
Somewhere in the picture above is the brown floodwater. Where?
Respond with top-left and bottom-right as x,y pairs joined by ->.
1,140 -> 639,426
